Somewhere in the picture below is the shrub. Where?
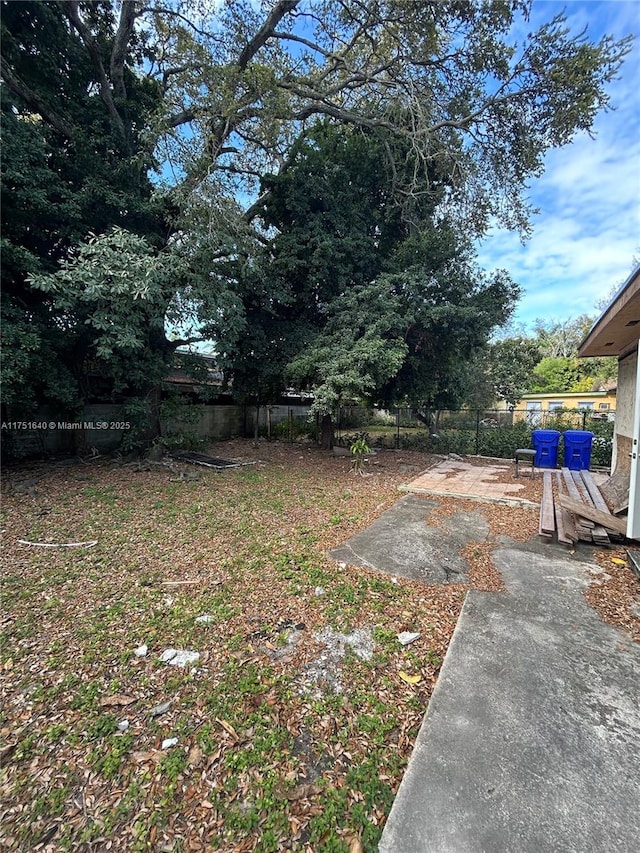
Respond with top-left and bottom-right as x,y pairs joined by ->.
159,393 -> 206,451
350,436 -> 371,475
271,417 -> 315,441
477,423 -> 532,457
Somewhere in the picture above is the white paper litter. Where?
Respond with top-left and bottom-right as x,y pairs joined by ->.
397,631 -> 421,646
159,648 -> 200,667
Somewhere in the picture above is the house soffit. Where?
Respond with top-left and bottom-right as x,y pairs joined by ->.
578,266 -> 640,358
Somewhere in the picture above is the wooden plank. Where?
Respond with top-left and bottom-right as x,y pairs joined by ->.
614,498 -> 630,516
571,472 -> 609,543
539,470 -> 553,540
556,495 -> 628,535
540,472 -> 556,535
587,523 -> 609,544
538,503 -> 553,540
561,468 -> 583,501
574,474 -> 595,509
570,469 -> 598,510
555,473 -> 577,543
561,469 -> 594,528
580,471 -> 611,513
554,500 -> 573,545
570,469 -> 587,490
581,471 -> 624,544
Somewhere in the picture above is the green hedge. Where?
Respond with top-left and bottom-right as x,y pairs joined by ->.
398,421 -> 613,467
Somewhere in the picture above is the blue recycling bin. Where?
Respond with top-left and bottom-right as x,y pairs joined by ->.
531,429 -> 561,469
563,430 -> 594,471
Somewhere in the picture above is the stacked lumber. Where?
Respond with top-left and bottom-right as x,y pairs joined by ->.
539,472 -> 555,541
554,473 -> 577,546
538,468 -> 627,546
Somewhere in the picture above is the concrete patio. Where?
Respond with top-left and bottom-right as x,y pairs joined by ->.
402,457 -> 539,505
378,543 -> 640,852
329,489 -> 640,852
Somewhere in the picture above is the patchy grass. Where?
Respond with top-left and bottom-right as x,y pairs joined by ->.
2,444 -> 635,851
1,442 -> 488,851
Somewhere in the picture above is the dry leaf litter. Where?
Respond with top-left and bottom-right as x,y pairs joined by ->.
1,442 -> 637,852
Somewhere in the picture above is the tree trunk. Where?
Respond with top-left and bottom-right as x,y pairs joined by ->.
320,414 -> 334,449
415,407 -> 434,432
145,385 -> 163,445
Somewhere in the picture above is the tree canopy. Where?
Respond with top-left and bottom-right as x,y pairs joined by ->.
221,123 -> 521,424
1,0 -> 632,422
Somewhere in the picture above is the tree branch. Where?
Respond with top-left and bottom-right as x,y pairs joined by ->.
140,5 -> 213,40
166,107 -> 201,127
237,0 -> 300,71
167,0 -> 302,179
270,30 -> 333,60
161,64 -> 201,92
0,57 -> 73,139
242,129 -> 308,224
243,193 -> 271,224
57,1 -> 129,147
110,0 -> 141,100
169,336 -> 206,349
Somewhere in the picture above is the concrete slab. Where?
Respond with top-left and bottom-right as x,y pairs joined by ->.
403,458 -> 538,506
329,494 -> 488,584
379,547 -> 640,853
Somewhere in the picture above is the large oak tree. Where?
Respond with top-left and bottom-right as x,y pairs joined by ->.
1,0 -> 632,421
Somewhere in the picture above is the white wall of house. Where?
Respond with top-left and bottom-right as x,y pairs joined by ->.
611,348 -> 638,474
626,344 -> 640,539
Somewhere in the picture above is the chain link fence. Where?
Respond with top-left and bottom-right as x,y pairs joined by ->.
333,407 -> 614,468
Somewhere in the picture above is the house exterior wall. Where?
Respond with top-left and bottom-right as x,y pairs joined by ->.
611,349 -> 638,475
512,391 -> 616,422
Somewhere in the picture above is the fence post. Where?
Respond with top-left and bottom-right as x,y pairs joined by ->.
475,409 -> 480,456
396,408 -> 400,449
582,411 -> 587,430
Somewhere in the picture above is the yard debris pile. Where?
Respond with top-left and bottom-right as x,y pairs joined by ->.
1,442 -> 636,852
169,451 -> 255,469
539,468 -> 628,546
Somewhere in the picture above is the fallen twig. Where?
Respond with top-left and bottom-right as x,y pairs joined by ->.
146,459 -> 178,472
18,539 -> 98,548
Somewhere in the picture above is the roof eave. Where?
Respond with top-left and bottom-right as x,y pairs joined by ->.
578,265 -> 640,358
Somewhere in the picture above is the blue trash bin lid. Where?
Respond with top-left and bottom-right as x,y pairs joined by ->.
532,429 -> 561,441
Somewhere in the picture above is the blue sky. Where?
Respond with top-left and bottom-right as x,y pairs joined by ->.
476,0 -> 640,330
